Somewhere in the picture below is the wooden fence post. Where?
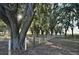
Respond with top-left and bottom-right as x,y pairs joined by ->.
8,39 -> 11,55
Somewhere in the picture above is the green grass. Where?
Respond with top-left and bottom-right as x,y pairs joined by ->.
65,35 -> 79,38
64,34 -> 79,41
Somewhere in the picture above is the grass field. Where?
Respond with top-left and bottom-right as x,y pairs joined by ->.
0,34 -> 79,55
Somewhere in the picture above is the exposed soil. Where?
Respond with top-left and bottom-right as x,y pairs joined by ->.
0,36 -> 79,55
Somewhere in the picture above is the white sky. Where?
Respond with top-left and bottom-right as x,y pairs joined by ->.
0,0 -> 79,3
66,21 -> 79,34
67,26 -> 79,34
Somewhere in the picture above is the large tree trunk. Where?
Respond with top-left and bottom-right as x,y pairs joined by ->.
10,26 -> 20,51
5,10 -> 20,51
19,4 -> 35,49
71,28 -> 73,37
50,29 -> 53,35
59,31 -> 61,35
0,4 -> 36,53
41,30 -> 44,35
55,32 -> 57,35
65,29 -> 67,36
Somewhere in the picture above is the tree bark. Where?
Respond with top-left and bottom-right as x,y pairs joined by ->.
41,30 -> 44,35
50,29 -> 53,35
0,4 -> 36,53
71,28 -> 73,37
65,29 -> 67,36
19,4 -> 35,49
5,9 -> 20,51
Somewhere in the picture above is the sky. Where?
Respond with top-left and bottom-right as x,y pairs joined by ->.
66,21 -> 79,34
67,26 -> 79,34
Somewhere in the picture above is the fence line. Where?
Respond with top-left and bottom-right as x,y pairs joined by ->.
8,39 -> 11,55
